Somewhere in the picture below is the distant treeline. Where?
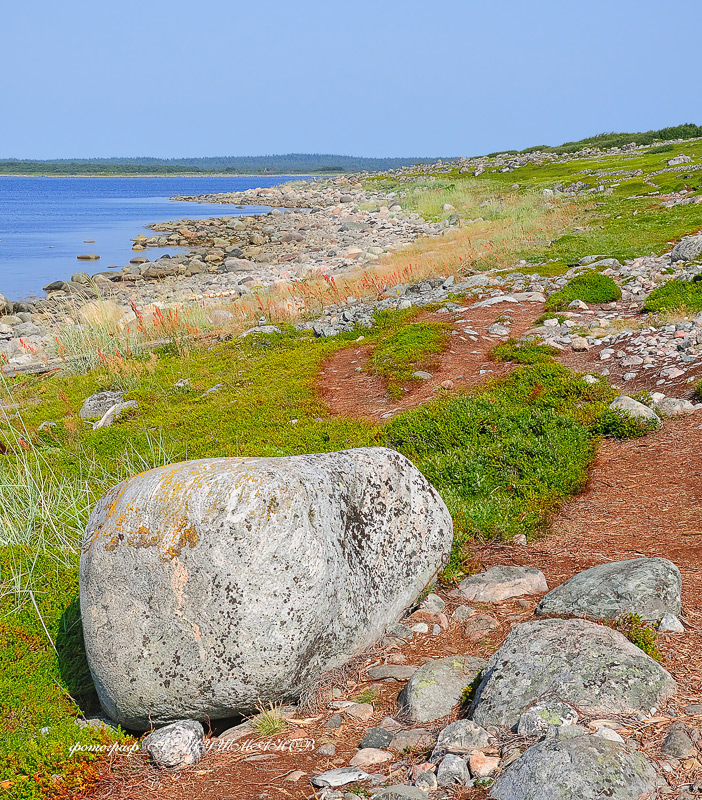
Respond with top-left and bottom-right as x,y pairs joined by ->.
508,123 -> 702,156
0,153 -> 448,175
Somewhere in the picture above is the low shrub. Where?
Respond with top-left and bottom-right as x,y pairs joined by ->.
648,144 -> 675,154
606,613 -> 661,661
368,321 -> 449,399
545,273 -> 622,311
643,279 -> 702,313
491,339 -> 559,364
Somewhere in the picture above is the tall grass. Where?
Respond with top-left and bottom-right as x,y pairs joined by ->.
0,384 -> 180,603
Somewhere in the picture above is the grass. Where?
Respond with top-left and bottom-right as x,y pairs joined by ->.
545,272 -> 621,311
605,614 -> 662,661
368,319 -> 450,398
352,688 -> 379,705
249,702 -> 287,738
643,279 -> 702,314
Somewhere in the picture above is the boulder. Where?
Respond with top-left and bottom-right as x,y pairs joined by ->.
609,396 -> 660,425
535,558 -> 682,622
458,566 -> 548,602
397,655 -> 486,723
78,390 -> 126,420
657,397 -> 696,416
671,234 -> 702,263
141,720 -> 205,768
373,787 -> 428,800
490,735 -> 657,800
470,618 -> 676,730
80,448 -> 453,729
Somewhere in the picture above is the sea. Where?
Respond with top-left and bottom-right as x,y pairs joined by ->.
0,175 -> 309,300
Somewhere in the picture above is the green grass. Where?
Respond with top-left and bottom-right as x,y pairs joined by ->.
545,273 -> 621,311
386,362 -> 626,579
250,702 -> 287,738
643,279 -> 702,313
368,320 -> 450,399
491,339 -> 560,364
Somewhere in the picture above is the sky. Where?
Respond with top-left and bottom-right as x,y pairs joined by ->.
1,0 -> 700,159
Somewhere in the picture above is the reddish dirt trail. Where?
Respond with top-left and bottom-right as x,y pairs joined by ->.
474,414 -> 702,696
316,300 -> 545,421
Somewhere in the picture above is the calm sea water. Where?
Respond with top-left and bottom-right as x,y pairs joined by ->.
0,176 -> 308,300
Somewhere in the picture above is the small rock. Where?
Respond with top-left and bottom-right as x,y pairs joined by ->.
311,766 -> 371,788
464,613 -> 499,639
414,769 -> 438,790
360,727 -> 394,749
141,720 -> 205,769
413,370 -> 432,380
659,613 -> 685,633
657,397 -> 696,417
661,723 -> 696,759
436,753 -> 471,787
368,665 -> 417,681
317,743 -> 336,756
452,605 -> 476,622
388,729 -> 434,752
372,786 -> 429,800
432,719 -> 490,759
421,593 -> 446,613
469,751 -> 500,778
349,748 -> 392,767
458,565 -> 548,602
609,396 -> 660,425
512,534 -> 527,546
345,703 -> 374,722
397,655 -> 486,723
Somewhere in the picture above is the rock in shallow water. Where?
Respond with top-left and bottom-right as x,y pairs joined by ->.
79,447 -> 452,729
490,735 -> 656,800
470,618 -> 676,730
535,557 -> 681,622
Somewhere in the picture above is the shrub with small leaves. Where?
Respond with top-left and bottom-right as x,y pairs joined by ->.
606,614 -> 662,661
545,273 -> 621,311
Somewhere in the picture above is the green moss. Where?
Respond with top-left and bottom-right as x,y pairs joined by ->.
545,273 -> 621,311
643,280 -> 702,313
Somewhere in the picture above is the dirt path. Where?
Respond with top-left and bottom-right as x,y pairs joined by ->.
474,414 -> 702,708
316,299 -> 545,420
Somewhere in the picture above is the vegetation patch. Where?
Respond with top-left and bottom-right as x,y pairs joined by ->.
605,613 -> 662,661
368,320 -> 450,399
385,362 -> 623,579
545,272 -> 621,311
491,339 -> 559,364
643,279 -> 702,314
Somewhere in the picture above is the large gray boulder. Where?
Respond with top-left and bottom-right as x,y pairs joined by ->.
535,557 -> 681,622
397,655 -> 486,723
79,448 -> 453,729
470,618 -> 676,730
490,735 -> 657,800
671,234 -> 702,262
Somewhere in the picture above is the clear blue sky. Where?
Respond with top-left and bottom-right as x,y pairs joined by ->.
2,0 -> 700,159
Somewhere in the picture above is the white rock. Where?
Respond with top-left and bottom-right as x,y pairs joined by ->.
658,613 -> 685,633
458,566 -> 548,602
